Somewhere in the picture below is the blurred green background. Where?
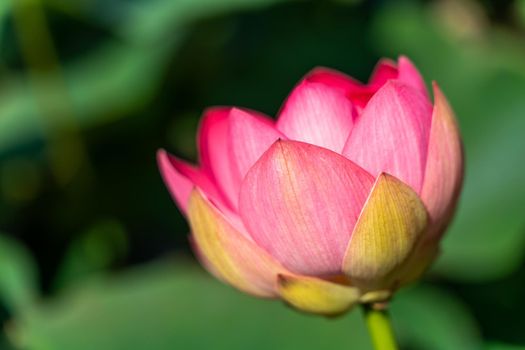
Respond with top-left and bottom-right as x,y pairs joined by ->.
0,0 -> 524,349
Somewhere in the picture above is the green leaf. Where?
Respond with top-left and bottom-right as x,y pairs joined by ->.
0,0 -> 289,155
11,261 -> 486,350
391,285 -> 483,350
53,219 -> 128,290
0,40 -> 176,153
117,0 -> 291,43
0,234 -> 38,313
12,261 -> 374,350
0,2 -> 9,42
485,342 -> 525,350
11,260 -> 486,350
517,0 -> 525,27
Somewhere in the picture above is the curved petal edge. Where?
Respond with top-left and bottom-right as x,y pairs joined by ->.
276,78 -> 355,152
398,56 -> 428,97
228,108 -> 286,179
157,149 -> 220,214
342,81 -> 432,193
239,140 -> 374,276
188,189 -> 288,297
342,173 -> 429,291
197,107 -> 241,208
420,82 -> 464,240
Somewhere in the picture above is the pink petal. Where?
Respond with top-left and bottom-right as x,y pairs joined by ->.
343,59 -> 399,110
420,83 -> 464,239
276,78 -> 355,153
398,56 -> 428,97
307,67 -> 375,113
306,67 -> 363,93
228,108 -> 286,179
342,81 -> 432,193
157,149 -> 221,214
368,57 -> 427,97
239,140 -> 374,275
197,107 -> 241,208
368,58 -> 398,88
346,57 -> 427,110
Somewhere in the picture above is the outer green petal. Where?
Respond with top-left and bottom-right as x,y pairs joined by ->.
277,274 -> 359,317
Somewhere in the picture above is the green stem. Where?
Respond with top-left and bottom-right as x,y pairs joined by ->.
362,304 -> 399,350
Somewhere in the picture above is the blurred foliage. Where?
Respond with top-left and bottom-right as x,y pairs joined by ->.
0,234 -> 36,313
52,219 -> 128,289
0,251 -> 482,350
12,260 -> 374,350
391,286 -> 481,350
0,0 -> 524,349
0,0 -> 288,154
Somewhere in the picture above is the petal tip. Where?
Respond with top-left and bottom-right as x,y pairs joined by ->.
157,149 -> 175,175
305,66 -> 334,78
431,81 -> 447,102
377,57 -> 397,68
304,66 -> 350,82
202,106 -> 233,116
431,81 -> 446,102
156,148 -> 168,164
397,55 -> 411,64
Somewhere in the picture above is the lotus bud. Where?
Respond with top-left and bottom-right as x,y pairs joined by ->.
158,56 -> 463,316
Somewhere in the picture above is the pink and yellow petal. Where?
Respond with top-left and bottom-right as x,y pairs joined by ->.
188,189 -> 288,297
394,239 -> 440,287
342,173 -> 429,291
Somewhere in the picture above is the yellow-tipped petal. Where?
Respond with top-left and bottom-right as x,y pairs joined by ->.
188,189 -> 287,297
396,239 -> 440,287
342,173 -> 429,290
277,274 -> 360,316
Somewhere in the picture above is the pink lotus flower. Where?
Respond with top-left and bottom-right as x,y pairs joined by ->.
158,56 -> 463,316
